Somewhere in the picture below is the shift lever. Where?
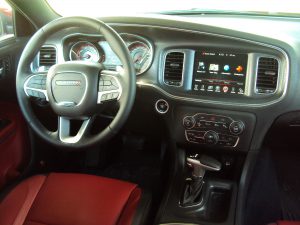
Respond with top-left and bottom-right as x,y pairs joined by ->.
187,155 -> 221,178
182,155 -> 221,206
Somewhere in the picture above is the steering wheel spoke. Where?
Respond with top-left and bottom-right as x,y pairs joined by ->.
24,74 -> 48,101
58,116 -> 92,144
97,70 -> 123,104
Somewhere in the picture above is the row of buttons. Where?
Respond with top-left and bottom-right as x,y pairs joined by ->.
183,115 -> 231,131
218,133 -> 239,147
193,84 -> 244,94
26,89 -> 46,99
185,130 -> 238,147
98,76 -> 119,92
194,120 -> 229,130
100,92 -> 119,102
183,114 -> 245,135
26,75 -> 47,90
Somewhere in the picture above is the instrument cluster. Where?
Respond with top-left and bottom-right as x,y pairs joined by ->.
66,33 -> 153,75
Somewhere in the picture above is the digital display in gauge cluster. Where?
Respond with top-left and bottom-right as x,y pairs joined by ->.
192,50 -> 248,96
99,41 -> 122,66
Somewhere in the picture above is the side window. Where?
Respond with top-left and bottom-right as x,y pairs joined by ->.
0,0 -> 13,40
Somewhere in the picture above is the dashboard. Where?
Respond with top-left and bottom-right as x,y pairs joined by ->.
30,14 -> 300,153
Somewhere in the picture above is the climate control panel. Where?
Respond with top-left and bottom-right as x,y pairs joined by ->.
183,113 -> 245,147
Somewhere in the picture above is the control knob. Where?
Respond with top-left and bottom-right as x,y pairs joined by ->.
229,121 -> 245,135
204,131 -> 219,145
183,116 -> 195,129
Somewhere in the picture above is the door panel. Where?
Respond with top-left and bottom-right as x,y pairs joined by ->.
0,102 -> 29,189
0,2 -> 32,189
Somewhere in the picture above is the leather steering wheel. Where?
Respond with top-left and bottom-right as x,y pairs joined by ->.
16,17 -> 136,149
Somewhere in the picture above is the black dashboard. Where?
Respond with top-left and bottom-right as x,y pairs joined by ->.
29,14 -> 300,153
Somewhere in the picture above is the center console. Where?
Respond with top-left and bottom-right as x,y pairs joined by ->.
173,107 -> 256,152
183,113 -> 244,148
153,31 -> 287,225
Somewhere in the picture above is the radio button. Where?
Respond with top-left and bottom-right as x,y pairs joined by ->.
183,116 -> 195,129
213,122 -> 221,128
204,121 -> 213,127
195,120 -> 203,128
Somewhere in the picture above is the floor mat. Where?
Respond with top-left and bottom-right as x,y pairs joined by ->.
273,148 -> 300,220
100,162 -> 161,191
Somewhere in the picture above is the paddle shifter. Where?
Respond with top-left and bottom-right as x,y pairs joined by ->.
181,154 -> 221,206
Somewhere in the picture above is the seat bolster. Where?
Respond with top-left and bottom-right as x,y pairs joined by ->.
0,175 -> 46,225
117,187 -> 142,225
277,221 -> 300,225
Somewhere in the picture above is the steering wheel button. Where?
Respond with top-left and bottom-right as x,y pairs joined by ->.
103,80 -> 111,86
103,86 -> 111,91
38,92 -> 45,99
108,93 -> 114,100
112,92 -> 119,99
111,79 -> 118,86
26,89 -> 33,96
101,94 -> 107,101
110,86 -> 118,90
32,90 -> 39,97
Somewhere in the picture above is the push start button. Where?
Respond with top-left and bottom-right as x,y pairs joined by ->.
155,99 -> 169,114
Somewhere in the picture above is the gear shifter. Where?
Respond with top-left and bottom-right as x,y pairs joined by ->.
181,154 -> 221,206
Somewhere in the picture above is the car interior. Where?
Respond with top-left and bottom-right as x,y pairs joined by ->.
0,0 -> 300,225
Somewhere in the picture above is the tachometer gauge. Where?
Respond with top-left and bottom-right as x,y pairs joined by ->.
128,41 -> 152,75
69,41 -> 104,63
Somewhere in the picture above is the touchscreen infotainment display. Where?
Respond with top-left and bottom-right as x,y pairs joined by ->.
192,50 -> 248,95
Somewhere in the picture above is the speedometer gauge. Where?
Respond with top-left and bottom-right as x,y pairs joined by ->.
70,41 -> 104,63
128,41 -> 152,75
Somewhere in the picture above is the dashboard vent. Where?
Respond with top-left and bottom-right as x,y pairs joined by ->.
256,57 -> 279,94
39,46 -> 57,67
164,52 -> 184,86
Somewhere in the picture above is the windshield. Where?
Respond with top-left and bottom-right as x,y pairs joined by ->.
47,0 -> 300,17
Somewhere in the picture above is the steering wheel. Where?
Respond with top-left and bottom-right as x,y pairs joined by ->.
16,17 -> 136,149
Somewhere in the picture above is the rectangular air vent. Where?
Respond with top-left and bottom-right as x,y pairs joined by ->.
39,46 -> 57,67
164,51 -> 184,86
256,57 -> 279,94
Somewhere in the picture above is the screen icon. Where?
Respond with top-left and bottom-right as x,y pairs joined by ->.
198,62 -> 205,71
223,65 -> 230,72
207,85 -> 214,91
236,65 -> 243,73
223,86 -> 229,93
238,88 -> 244,94
194,84 -> 199,91
209,64 -> 219,71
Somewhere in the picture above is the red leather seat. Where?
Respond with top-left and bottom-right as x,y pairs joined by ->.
269,221 -> 300,225
0,173 -> 142,225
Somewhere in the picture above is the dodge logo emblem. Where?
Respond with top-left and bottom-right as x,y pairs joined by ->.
55,80 -> 81,86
